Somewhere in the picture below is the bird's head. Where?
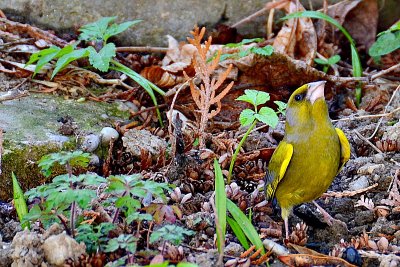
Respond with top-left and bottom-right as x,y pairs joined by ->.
285,81 -> 329,130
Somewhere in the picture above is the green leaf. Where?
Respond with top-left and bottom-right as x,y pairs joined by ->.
104,20 -> 141,42
225,38 -> 264,48
110,60 -> 165,126
177,263 -> 199,267
327,55 -> 341,65
314,58 -> 329,65
377,21 -> 400,37
236,89 -> 270,106
250,45 -> 274,56
256,107 -> 279,128
79,16 -> 117,41
150,225 -> 194,246
227,216 -> 249,249
38,151 -> 90,177
51,48 -> 90,79
214,159 -> 226,253
12,172 -> 29,229
239,109 -> 256,126
369,31 -> 400,57
226,199 -> 264,254
26,46 -> 61,76
274,101 -> 287,115
88,43 -> 116,71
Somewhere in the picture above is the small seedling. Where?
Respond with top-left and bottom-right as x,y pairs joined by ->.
26,17 -> 165,125
219,38 -> 274,61
214,159 -> 226,254
150,224 -> 194,246
369,21 -> 400,57
314,55 -> 341,73
228,90 -> 286,183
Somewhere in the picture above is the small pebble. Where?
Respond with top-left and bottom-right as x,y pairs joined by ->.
81,134 -> 100,152
349,176 -> 369,191
100,127 -> 119,145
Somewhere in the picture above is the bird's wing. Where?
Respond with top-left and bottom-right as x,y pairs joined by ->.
264,141 -> 293,202
335,128 -> 350,173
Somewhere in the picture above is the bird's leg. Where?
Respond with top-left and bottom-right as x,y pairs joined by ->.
312,200 -> 347,229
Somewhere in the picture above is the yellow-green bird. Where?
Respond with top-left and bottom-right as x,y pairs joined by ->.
265,81 -> 350,239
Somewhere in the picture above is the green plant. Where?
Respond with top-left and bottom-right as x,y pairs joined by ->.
219,38 -> 274,61
106,174 -> 171,225
24,151 -> 95,234
76,222 -> 116,253
369,21 -> 400,57
228,90 -> 286,183
105,234 -> 138,254
214,159 -> 226,254
12,172 -> 29,229
26,17 -> 165,125
150,224 -> 194,246
280,11 -> 363,106
314,55 -> 341,73
226,199 -> 264,254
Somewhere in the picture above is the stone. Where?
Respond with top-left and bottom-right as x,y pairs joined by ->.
42,232 -> 86,266
0,76 -> 130,200
349,176 -> 369,191
122,129 -> 167,160
11,230 -> 44,267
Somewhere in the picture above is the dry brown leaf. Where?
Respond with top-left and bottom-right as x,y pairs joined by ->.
315,0 -> 378,52
272,0 -> 317,65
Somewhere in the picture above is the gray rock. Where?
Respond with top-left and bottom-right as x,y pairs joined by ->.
122,129 -> 167,160
81,133 -> 101,152
349,175 -> 369,191
11,230 -> 44,267
42,232 -> 86,266
100,127 -> 119,145
224,242 -> 244,256
0,241 -> 13,267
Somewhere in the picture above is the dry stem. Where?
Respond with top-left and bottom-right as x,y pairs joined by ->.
187,26 -> 233,148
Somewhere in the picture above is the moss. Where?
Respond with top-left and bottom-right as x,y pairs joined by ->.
0,139 -> 76,201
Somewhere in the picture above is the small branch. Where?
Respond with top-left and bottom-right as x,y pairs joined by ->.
116,46 -> 168,53
232,7 -> 269,28
0,18 -> 67,47
322,183 -> 378,198
332,106 -> 400,122
371,62 -> 400,80
353,129 -> 383,154
367,84 -> 399,140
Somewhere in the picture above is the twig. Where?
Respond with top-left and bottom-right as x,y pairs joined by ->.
371,62 -> 400,80
231,7 -> 269,28
0,18 -> 67,47
116,46 -> 168,53
332,106 -> 400,122
367,84 -> 399,140
322,183 -> 378,198
167,80 -> 191,159
353,130 -> 383,154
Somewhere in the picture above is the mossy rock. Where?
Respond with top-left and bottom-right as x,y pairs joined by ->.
0,93 -> 130,200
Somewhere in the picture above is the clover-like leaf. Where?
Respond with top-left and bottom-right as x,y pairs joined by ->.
256,107 -> 279,128
369,31 -> 400,57
239,108 -> 256,126
88,43 -> 116,71
250,45 -> 274,56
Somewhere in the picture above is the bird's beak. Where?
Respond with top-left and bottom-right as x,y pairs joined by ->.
306,81 -> 326,104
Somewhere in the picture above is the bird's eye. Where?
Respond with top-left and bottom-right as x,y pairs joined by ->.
295,94 -> 303,101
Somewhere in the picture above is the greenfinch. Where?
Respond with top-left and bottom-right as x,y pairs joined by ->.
265,81 -> 350,238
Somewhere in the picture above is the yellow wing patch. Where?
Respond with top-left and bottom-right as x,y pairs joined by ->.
335,128 -> 350,173
265,142 -> 293,201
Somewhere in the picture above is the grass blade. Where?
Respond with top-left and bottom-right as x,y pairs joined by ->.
214,159 -> 226,253
12,172 -> 30,229
227,216 -> 250,249
226,199 -> 264,254
110,60 -> 165,125
280,11 -> 363,106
